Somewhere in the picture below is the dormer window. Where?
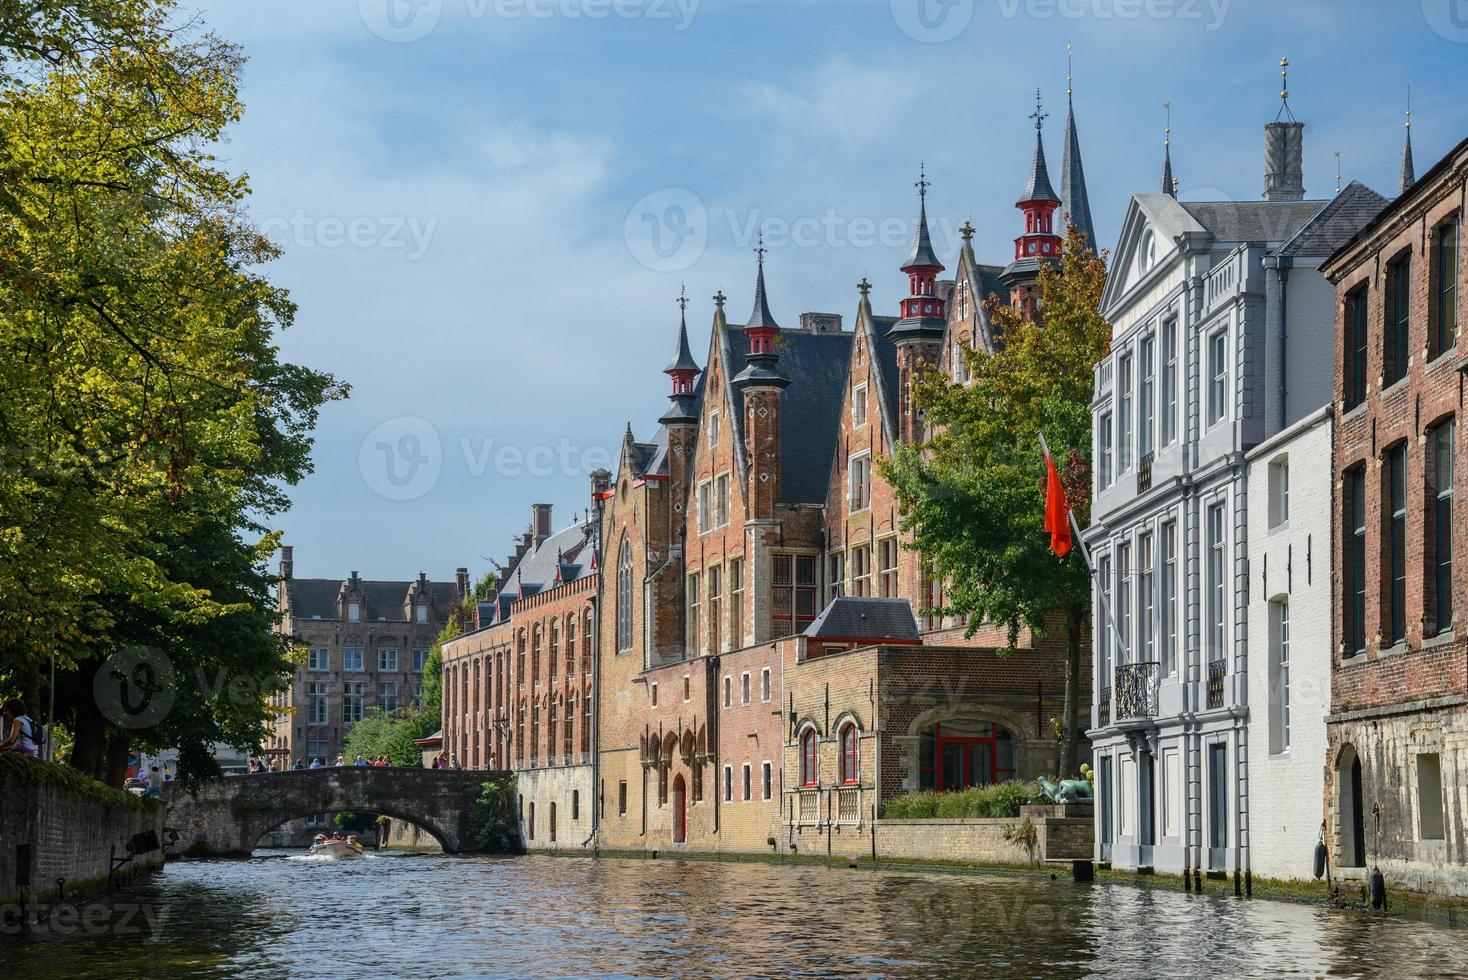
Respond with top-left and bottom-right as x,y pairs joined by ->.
347,601 -> 360,622
415,603 -> 428,624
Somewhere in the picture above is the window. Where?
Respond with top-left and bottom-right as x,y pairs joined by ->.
1207,502 -> 1226,662
411,648 -> 428,673
378,682 -> 399,713
686,571 -> 700,656
531,626 -> 542,686
618,780 -> 627,816
1386,252 -> 1412,387
917,720 -> 1015,790
729,558 -> 744,647
308,647 -> 329,672
1417,754 -> 1446,840
415,603 -> 428,624
1346,286 -> 1369,410
683,675 -> 690,701
1138,532 -> 1155,665
617,540 -> 633,651
715,474 -> 730,528
1139,336 -> 1155,458
1161,318 -> 1178,445
572,789 -> 580,821
549,624 -> 559,682
307,740 -> 328,762
840,724 -> 859,784
1116,544 -> 1131,662
528,802 -> 535,840
1208,331 -> 1228,426
800,730 -> 818,787
723,675 -> 732,708
828,552 -> 845,600
740,671 -> 750,704
549,698 -> 559,757
1346,465 -> 1367,656
1269,457 -> 1290,527
878,538 -> 899,597
852,382 -> 868,428
1269,600 -> 1290,754
708,409 -> 720,447
697,481 -> 711,534
1386,442 -> 1408,645
707,565 -> 722,654
760,667 -> 771,702
849,453 -> 872,511
851,544 -> 871,597
762,760 -> 772,800
307,682 -> 329,725
1429,419 -> 1455,634
410,683 -> 422,709
347,601 -> 360,622
723,765 -> 733,802
378,648 -> 399,672
343,682 -> 364,724
650,683 -> 658,707
1098,555 -> 1112,689
1099,412 -> 1113,488
343,648 -> 364,672
772,555 -> 817,637
742,763 -> 751,801
1435,217 -> 1459,358
1161,522 -> 1177,676
1118,353 -> 1133,469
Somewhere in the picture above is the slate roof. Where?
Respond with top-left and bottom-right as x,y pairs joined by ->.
905,196 -> 942,269
1060,99 -> 1096,251
870,314 -> 901,430
804,596 -> 919,643
724,325 -> 853,505
1020,126 -> 1060,204
493,521 -> 597,622
1277,181 -> 1389,257
284,577 -> 459,622
1179,200 -> 1325,246
664,310 -> 700,375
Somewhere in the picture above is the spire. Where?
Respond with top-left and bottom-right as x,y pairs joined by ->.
905,163 -> 942,268
1400,86 -> 1415,195
746,232 -> 779,330
664,284 -> 700,376
1160,102 -> 1176,198
660,285 -> 701,426
1019,89 -> 1059,204
1059,45 -> 1096,251
1263,57 -> 1306,202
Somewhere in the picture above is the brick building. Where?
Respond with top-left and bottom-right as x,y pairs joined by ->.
1321,133 -> 1468,896
270,548 -> 458,767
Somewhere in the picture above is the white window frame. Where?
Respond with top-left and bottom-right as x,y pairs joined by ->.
308,647 -> 329,672
852,383 -> 868,428
1208,329 -> 1229,427
760,667 -> 771,702
849,452 -> 872,511
343,648 -> 364,672
378,648 -> 399,672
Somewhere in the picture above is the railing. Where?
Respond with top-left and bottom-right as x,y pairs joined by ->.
1204,252 -> 1240,314
835,787 -> 861,824
1114,662 -> 1160,721
1137,451 -> 1154,493
1098,687 -> 1111,727
797,789 -> 820,825
1207,661 -> 1226,709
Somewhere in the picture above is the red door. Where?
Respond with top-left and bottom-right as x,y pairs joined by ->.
672,774 -> 686,843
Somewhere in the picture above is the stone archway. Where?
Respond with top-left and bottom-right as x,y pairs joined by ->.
1337,743 -> 1366,868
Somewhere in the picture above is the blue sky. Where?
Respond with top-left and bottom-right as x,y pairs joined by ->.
191,0 -> 1468,582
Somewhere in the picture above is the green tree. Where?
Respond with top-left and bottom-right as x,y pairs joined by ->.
880,225 -> 1109,776
0,1 -> 342,784
343,708 -> 440,768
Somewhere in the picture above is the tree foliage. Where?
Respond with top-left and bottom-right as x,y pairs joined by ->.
0,1 -> 343,784
342,708 -> 439,768
879,225 -> 1110,773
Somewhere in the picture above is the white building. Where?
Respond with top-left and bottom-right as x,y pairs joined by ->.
1243,407 -> 1333,880
1085,101 -> 1385,881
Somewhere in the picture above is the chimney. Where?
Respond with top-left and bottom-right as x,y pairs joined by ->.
1263,121 -> 1305,201
279,545 -> 293,579
455,567 -> 469,599
532,503 -> 553,545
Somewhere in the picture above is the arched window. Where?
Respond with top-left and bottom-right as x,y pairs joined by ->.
918,720 -> 1014,791
840,723 -> 859,785
516,630 -> 527,684
617,539 -> 634,651
800,729 -> 819,787
531,625 -> 542,686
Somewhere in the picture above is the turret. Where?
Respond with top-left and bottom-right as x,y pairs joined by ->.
732,237 -> 786,517
890,168 -> 947,443
659,285 -> 702,427
1001,90 -> 1063,320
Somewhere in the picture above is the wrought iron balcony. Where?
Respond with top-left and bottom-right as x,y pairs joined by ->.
1207,660 -> 1226,710
1137,451 -> 1154,493
1098,686 -> 1111,727
1114,662 -> 1160,723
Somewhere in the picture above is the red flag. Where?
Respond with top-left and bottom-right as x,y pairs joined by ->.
1043,454 -> 1072,558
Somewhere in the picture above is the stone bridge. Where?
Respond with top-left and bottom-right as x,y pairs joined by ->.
163,768 -> 510,857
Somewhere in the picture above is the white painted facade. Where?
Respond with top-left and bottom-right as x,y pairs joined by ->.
517,764 -> 594,850
1244,408 -> 1333,881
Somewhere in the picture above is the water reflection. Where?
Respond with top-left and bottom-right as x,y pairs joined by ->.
1,852 -> 1464,978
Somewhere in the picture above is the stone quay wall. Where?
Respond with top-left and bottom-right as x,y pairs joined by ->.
0,757 -> 166,905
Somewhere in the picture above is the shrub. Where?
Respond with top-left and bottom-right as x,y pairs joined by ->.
880,780 -> 1042,820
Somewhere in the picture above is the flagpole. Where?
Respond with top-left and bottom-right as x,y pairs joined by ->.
1037,431 -> 1128,665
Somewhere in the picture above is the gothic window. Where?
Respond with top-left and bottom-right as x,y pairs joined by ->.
800,729 -> 819,787
840,723 -> 859,785
617,539 -> 633,651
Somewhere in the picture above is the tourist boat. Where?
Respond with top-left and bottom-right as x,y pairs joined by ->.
309,836 -> 365,859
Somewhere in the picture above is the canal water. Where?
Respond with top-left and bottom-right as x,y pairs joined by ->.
2,851 -> 1465,978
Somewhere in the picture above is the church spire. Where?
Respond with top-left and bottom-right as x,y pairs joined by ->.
891,166 -> 947,343
1019,90 -> 1060,205
1161,102 -> 1176,198
660,284 -> 700,426
746,232 -> 779,330
1400,86 -> 1415,195
905,163 -> 942,268
1059,44 -> 1096,252
732,235 -> 788,390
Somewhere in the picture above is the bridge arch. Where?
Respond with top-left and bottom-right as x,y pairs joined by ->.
252,804 -> 456,852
